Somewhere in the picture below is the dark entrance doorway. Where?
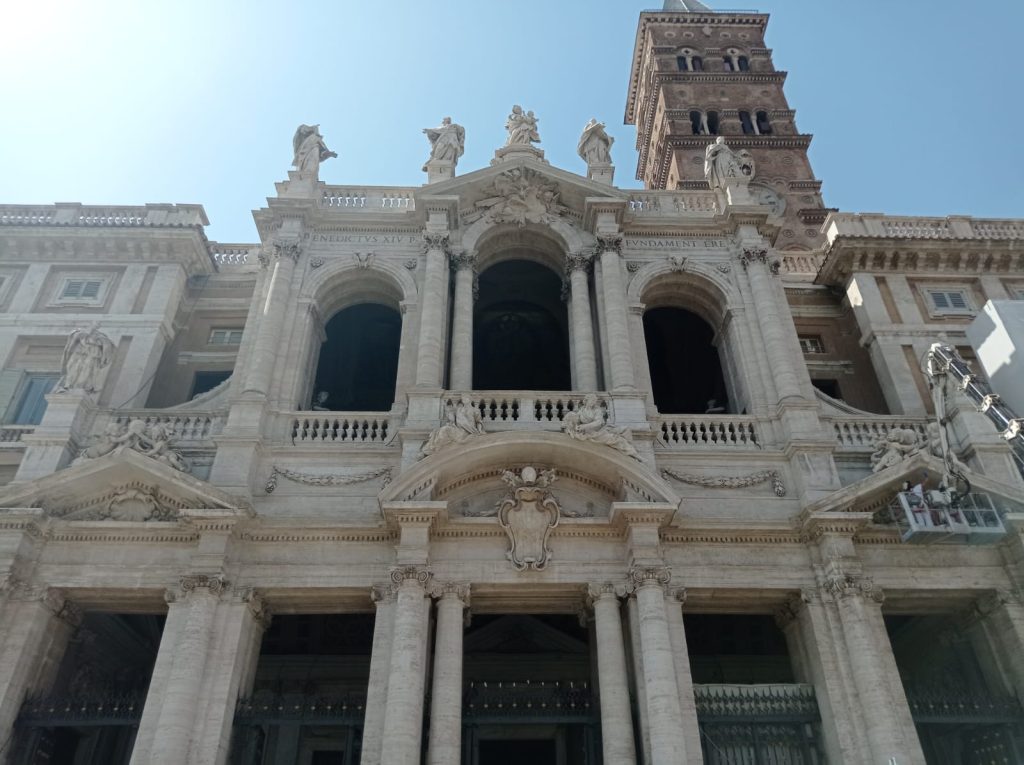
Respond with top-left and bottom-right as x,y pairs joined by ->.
643,306 -> 728,413
473,260 -> 571,391
479,739 -> 557,763
312,303 -> 401,411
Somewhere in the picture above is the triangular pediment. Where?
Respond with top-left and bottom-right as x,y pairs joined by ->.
0,449 -> 249,522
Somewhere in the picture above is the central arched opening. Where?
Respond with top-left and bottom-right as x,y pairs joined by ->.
473,260 -> 571,391
643,306 -> 728,413
313,303 -> 401,411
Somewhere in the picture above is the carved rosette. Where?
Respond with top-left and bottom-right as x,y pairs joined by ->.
389,566 -> 433,588
596,235 -> 623,256
629,566 -> 673,591
564,251 -> 593,276
422,233 -> 451,256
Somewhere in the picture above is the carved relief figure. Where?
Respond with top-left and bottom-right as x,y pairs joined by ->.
577,118 -> 614,165
292,124 -> 338,175
505,105 -> 541,146
704,136 -> 756,191
497,466 -> 560,571
870,426 -> 925,473
73,418 -> 190,472
57,323 -> 115,394
420,395 -> 485,458
468,167 -> 568,227
562,394 -> 641,461
422,116 -> 465,168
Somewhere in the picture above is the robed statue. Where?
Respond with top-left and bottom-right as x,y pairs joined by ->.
505,105 -> 541,146
704,136 -> 755,191
422,116 -> 465,170
577,118 -> 614,165
292,124 -> 338,175
57,323 -> 115,394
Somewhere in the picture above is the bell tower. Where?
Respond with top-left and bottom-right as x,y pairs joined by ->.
625,0 -> 830,247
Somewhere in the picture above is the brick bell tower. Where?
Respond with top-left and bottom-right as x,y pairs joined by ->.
625,0 -> 830,248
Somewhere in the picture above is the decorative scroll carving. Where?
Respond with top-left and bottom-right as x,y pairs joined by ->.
661,467 -> 786,497
73,419 -> 190,473
466,167 -> 568,227
498,467 -> 560,572
265,465 -> 392,493
420,395 -> 485,459
586,581 -> 627,603
431,582 -> 471,605
740,248 -> 768,269
390,566 -> 432,587
774,590 -> 812,630
629,566 -> 672,589
626,261 -> 642,273
57,324 -> 115,394
370,584 -> 397,605
179,574 -> 227,597
562,394 -> 641,461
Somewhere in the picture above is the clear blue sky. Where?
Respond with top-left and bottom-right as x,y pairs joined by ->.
1,1 -> 1021,243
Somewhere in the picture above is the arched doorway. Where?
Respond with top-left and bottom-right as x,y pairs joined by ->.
643,306 -> 728,413
312,303 -> 401,411
473,260 -> 571,391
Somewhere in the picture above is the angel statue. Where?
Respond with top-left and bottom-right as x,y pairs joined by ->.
577,118 -> 614,165
704,136 -> 755,191
57,323 -> 115,394
505,105 -> 541,146
422,116 -> 465,170
292,124 -> 338,175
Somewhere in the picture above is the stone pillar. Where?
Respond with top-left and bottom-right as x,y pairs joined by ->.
663,587 -> 701,760
449,253 -> 476,391
244,240 -> 300,397
380,566 -> 432,765
132,575 -> 224,765
626,594 -> 652,764
0,587 -> 79,749
361,586 -> 397,765
415,233 -> 451,388
825,573 -> 926,765
739,247 -> 803,403
596,235 -> 636,391
630,567 -> 688,765
588,583 -> 637,765
427,583 -> 469,765
565,252 -> 598,391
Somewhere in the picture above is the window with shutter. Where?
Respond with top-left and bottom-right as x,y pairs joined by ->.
7,374 -> 59,425
57,278 -> 106,305
209,328 -> 244,345
927,289 -> 973,315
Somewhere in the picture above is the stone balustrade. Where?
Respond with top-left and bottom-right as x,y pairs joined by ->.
0,203 -> 208,228
626,191 -> 718,215
109,411 -> 225,444
320,187 -> 415,211
826,212 -> 1024,243
780,251 -> 825,276
446,392 -> 610,431
208,242 -> 260,267
656,415 -> 760,449
828,416 -> 931,450
0,425 -> 35,445
287,413 -> 393,445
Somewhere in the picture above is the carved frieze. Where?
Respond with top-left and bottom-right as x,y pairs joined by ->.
265,465 -> 393,493
465,167 -> 569,227
661,467 -> 786,497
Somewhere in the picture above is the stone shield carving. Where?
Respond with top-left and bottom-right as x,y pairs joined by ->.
497,467 -> 560,571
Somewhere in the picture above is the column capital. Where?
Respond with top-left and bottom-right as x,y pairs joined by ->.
449,250 -> 475,272
41,588 -> 83,627
371,583 -> 397,605
259,238 -> 302,267
422,232 -> 452,256
665,586 -> 687,605
565,250 -> 594,275
739,246 -> 781,275
237,587 -> 272,629
587,581 -> 628,605
774,590 -> 813,630
629,565 -> 672,591
821,570 -> 883,604
167,574 -> 228,603
390,565 -> 433,588
431,581 -> 470,605
596,234 -> 624,256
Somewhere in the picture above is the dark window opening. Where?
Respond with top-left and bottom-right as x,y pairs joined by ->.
738,56 -> 750,71
7,373 -> 59,424
723,57 -> 735,72
811,378 -> 842,400
756,110 -> 772,135
313,303 -> 402,411
692,55 -> 703,71
643,307 -> 727,414
706,110 -> 720,134
739,110 -> 756,135
689,110 -> 703,135
685,614 -> 795,684
677,56 -> 690,72
190,370 -> 232,400
473,260 -> 571,391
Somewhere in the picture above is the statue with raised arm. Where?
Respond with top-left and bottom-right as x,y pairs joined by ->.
292,124 -> 338,175
505,105 -> 541,146
704,136 -> 755,191
57,323 -> 115,394
422,116 -> 465,170
577,118 -> 614,165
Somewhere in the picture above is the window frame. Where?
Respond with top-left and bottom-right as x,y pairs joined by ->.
6,373 -> 60,425
926,288 -> 974,316
208,327 -> 245,346
50,275 -> 111,307
798,335 -> 826,355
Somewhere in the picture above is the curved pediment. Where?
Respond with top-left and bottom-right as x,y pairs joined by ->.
380,431 -> 679,520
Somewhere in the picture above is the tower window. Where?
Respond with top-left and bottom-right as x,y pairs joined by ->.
692,55 -> 703,71
739,111 -> 756,135
677,56 -> 690,72
689,110 -> 703,135
738,56 -> 750,71
723,57 -> 735,72
756,111 -> 772,135
706,111 -> 720,134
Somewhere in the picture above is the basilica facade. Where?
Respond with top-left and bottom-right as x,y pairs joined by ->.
1,1 -> 1023,764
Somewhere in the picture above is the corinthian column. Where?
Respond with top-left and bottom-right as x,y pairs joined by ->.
415,233 -> 451,387
449,253 -> 476,391
244,240 -> 300,396
630,567 -> 688,765
361,586 -> 397,765
596,235 -> 636,390
380,567 -> 433,765
740,247 -> 802,403
588,583 -> 637,764
427,583 -> 470,765
565,252 -> 598,391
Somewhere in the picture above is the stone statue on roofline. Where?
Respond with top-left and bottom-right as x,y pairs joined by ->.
505,105 -> 541,146
577,118 -> 614,165
423,117 -> 465,168
292,124 -> 337,177
704,136 -> 755,192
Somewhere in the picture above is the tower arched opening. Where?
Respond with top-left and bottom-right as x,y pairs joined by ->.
473,259 -> 571,391
312,303 -> 401,411
643,306 -> 728,414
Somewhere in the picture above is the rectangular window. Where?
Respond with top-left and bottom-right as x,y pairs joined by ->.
208,328 -> 244,345
798,335 -> 826,354
927,289 -> 972,314
61,280 -> 103,299
8,374 -> 59,425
